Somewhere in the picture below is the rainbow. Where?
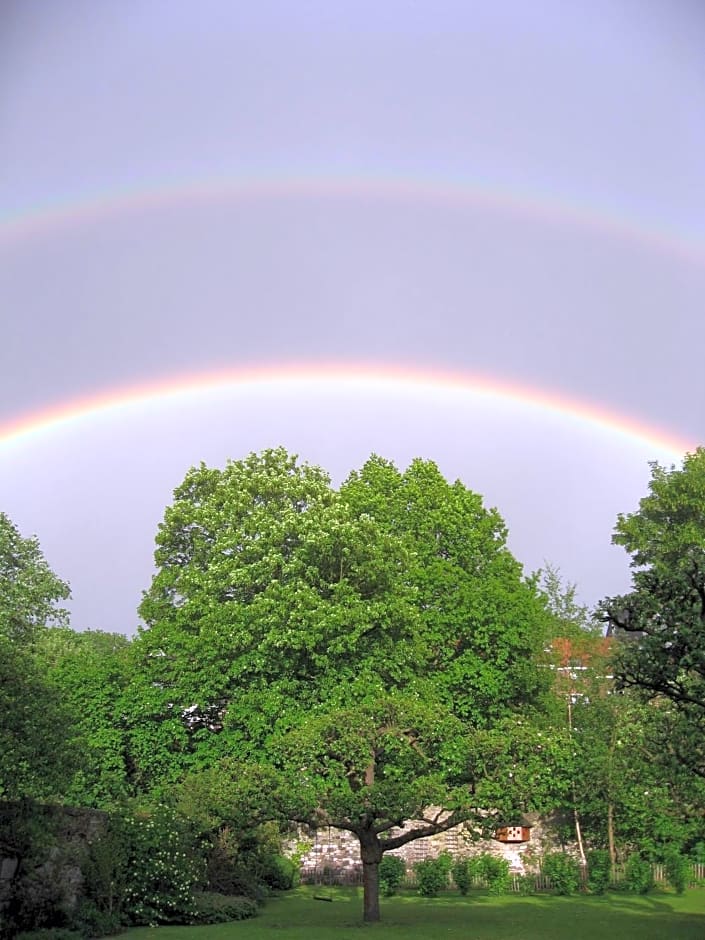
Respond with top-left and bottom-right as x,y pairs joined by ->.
0,363 -> 695,458
1,173 -> 704,267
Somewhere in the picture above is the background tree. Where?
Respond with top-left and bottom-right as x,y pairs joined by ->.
0,511 -> 70,644
601,448 -> 705,778
37,627 -> 133,807
540,567 -> 610,866
0,637 -> 77,801
0,513 -> 76,800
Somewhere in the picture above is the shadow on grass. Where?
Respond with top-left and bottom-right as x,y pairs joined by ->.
120,887 -> 705,940
262,886 -> 705,939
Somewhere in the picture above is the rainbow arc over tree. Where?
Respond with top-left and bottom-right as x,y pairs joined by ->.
0,172 -> 703,266
0,363 -> 695,458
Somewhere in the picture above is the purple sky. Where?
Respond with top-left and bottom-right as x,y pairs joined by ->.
1,1 -> 703,634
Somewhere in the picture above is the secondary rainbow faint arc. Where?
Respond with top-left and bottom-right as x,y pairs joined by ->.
0,364 -> 695,458
1,174 -> 703,266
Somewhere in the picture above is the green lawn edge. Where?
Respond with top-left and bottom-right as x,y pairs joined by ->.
119,885 -> 705,940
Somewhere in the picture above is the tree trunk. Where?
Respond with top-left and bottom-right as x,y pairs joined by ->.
573,803 -> 587,869
567,695 -> 587,870
358,830 -> 383,923
607,802 -> 616,869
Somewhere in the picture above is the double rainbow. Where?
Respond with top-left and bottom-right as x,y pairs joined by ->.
2,173 -> 704,266
0,173 -> 699,458
0,363 -> 695,459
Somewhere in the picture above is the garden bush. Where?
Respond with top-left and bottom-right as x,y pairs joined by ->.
514,873 -> 537,895
452,857 -> 472,895
586,849 -> 612,895
261,854 -> 297,891
68,899 -> 123,938
415,853 -> 452,897
203,824 -> 295,899
541,851 -> 581,895
623,853 -> 654,894
82,805 -> 206,927
469,854 -> 511,895
379,855 -> 406,897
662,845 -> 689,894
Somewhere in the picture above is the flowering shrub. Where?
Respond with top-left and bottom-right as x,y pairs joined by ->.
119,806 -> 205,924
83,805 -> 205,927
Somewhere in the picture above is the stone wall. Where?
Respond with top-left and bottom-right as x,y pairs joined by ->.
0,802 -> 107,916
288,813 -> 562,882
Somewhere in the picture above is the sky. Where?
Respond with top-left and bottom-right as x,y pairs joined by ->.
1,0 -> 704,635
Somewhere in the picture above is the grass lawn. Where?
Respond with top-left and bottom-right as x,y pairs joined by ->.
119,885 -> 705,940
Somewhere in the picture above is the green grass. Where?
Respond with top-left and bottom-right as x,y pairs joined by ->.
119,886 -> 705,940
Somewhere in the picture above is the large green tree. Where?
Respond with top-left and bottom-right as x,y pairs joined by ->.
136,449 -> 557,921
601,448 -> 705,778
0,514 -> 76,800
0,512 -> 70,644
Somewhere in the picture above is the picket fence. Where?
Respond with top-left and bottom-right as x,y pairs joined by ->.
302,862 -> 705,891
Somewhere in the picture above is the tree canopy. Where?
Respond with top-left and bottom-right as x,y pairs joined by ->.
0,514 -> 76,800
0,511 -> 70,644
601,448 -> 705,778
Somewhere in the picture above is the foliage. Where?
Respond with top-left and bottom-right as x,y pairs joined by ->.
135,449 -> 556,923
0,515 -> 78,802
0,512 -> 70,645
689,841 -> 705,863
586,849 -> 612,894
36,628 -> 133,807
134,448 -> 421,790
622,853 -> 654,894
119,807 -> 205,924
513,873 -> 537,895
414,854 -> 452,897
340,456 -> 554,725
379,855 -> 406,896
601,449 -> 705,779
201,832 -> 268,901
541,851 -> 581,895
260,854 -> 297,891
662,845 -> 689,894
190,892 -> 258,923
82,806 -> 205,927
467,853 -> 511,894
452,857 -> 472,895
68,900 -> 123,938
0,639 -> 79,801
